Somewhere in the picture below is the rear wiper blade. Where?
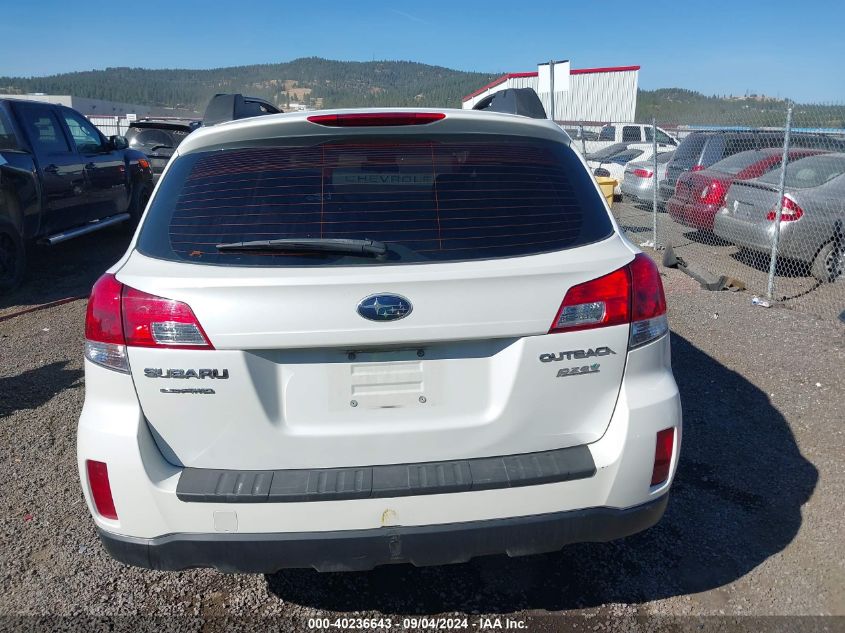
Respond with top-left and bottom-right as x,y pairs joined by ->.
215,237 -> 388,256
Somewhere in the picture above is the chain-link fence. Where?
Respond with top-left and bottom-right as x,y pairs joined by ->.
573,104 -> 845,322
87,115 -> 132,137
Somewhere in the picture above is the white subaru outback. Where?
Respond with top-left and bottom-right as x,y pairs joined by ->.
78,108 -> 681,572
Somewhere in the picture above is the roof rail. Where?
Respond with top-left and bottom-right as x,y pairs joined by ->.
202,94 -> 282,126
471,88 -> 547,120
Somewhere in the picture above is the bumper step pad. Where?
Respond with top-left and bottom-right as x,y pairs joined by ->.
176,445 -> 596,503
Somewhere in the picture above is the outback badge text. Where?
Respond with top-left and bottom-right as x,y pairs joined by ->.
538,347 -> 616,363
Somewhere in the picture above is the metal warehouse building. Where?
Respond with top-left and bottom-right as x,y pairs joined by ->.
0,93 -> 153,118
462,61 -> 639,124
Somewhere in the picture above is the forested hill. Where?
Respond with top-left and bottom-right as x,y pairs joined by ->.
2,59 -> 841,127
636,88 -> 845,128
0,57 -> 499,112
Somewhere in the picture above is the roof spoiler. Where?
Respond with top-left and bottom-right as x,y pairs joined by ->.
202,94 -> 282,126
471,88 -> 547,120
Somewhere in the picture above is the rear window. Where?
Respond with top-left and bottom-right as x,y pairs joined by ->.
599,126 -> 616,141
126,126 -> 187,149
709,149 -> 772,176
587,143 -> 627,161
137,135 -> 614,267
758,154 -> 845,188
0,109 -> 20,150
606,149 -> 644,165
672,134 -> 707,166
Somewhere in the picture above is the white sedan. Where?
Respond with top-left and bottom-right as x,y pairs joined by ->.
587,143 -> 674,195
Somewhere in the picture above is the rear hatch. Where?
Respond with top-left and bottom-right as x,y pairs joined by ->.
119,119 -> 635,470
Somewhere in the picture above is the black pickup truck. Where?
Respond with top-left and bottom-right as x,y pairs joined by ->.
0,98 -> 153,291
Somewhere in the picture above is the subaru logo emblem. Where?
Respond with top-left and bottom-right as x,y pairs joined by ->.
357,294 -> 412,322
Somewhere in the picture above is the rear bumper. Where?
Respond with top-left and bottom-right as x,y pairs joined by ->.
98,494 -> 669,572
78,333 -> 682,571
620,179 -> 653,202
658,181 -> 675,204
713,213 -> 805,260
667,198 -> 719,231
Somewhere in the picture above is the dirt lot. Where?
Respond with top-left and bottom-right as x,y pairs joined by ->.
0,229 -> 843,630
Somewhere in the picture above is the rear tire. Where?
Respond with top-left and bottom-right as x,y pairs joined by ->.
811,241 -> 844,283
0,219 -> 26,294
128,181 -> 152,222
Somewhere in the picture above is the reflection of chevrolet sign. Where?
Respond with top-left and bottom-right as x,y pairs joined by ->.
357,294 -> 413,322
332,171 -> 433,187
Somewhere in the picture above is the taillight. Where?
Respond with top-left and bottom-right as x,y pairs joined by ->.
86,460 -> 118,520
550,267 -> 630,333
632,168 -> 653,178
122,287 -> 212,349
549,253 -> 668,348
629,254 -> 669,347
84,273 -> 212,372
84,274 -> 129,373
766,196 -> 804,222
306,112 -> 446,127
651,428 -> 675,486
691,164 -> 705,172
699,180 -> 726,204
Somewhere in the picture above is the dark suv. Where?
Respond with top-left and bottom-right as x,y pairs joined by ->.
125,119 -> 198,179
658,130 -> 843,207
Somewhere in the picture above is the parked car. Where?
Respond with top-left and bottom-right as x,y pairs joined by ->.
714,153 -> 845,282
587,143 -> 674,196
620,151 -> 674,204
0,98 -> 153,292
79,107 -> 681,573
576,123 -> 677,156
667,148 -> 825,231
658,130 -> 843,209
125,119 -> 198,180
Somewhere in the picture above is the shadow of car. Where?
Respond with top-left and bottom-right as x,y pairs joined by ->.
264,332 -> 817,613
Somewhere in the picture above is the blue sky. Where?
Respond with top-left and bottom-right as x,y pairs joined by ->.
1,0 -> 843,102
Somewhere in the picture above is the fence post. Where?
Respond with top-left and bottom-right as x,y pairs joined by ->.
579,123 -> 586,155
548,59 -> 555,123
652,116 -> 658,249
766,105 -> 793,301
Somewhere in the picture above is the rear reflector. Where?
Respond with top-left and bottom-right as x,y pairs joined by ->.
306,112 -> 446,127
651,428 -> 675,485
549,253 -> 668,348
86,460 -> 118,520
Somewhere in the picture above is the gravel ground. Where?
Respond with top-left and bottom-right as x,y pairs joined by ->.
0,229 -> 843,630
613,200 -> 845,323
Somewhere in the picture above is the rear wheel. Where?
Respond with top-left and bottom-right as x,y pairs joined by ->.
128,181 -> 152,222
0,220 -> 25,293
811,241 -> 844,283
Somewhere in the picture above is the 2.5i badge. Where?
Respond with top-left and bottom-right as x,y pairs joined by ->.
557,363 -> 601,378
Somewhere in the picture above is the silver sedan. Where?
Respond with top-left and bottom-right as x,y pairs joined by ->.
714,153 -> 845,282
620,151 -> 674,204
